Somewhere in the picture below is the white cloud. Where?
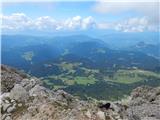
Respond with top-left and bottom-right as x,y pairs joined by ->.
1,13 -> 158,33
34,16 -> 57,30
114,17 -> 148,32
63,16 -> 82,30
1,14 -> 96,32
96,17 -> 159,32
62,16 -> 96,30
1,13 -> 32,30
82,16 -> 96,29
93,0 -> 159,27
93,0 -> 159,32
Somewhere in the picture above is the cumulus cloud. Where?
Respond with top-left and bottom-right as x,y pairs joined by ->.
114,17 -> 149,32
62,16 -> 96,30
97,17 -> 159,32
82,16 -> 96,29
1,13 -> 158,33
63,16 -> 82,30
93,0 -> 159,28
34,16 -> 57,30
1,13 -> 96,32
1,13 -> 32,30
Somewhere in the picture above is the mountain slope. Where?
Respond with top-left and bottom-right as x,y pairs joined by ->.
1,65 -> 160,120
128,41 -> 160,59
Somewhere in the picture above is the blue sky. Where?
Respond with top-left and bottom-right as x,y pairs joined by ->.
1,0 -> 159,34
2,2 -> 131,21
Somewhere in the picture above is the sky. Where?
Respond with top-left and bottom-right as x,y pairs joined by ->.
1,0 -> 159,34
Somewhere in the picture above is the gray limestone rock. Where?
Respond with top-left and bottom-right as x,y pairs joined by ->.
7,105 -> 16,113
9,84 -> 29,102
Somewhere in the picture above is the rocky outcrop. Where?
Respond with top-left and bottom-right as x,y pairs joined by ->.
1,65 -> 28,93
0,65 -> 121,120
1,65 -> 160,120
126,86 -> 160,120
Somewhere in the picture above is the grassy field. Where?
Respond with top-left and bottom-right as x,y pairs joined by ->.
81,67 -> 99,74
74,76 -> 97,85
105,69 -> 160,84
42,63 -> 160,88
44,75 -> 97,86
44,62 -> 99,86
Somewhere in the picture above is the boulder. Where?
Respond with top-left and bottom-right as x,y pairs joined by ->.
9,84 -> 29,102
29,85 -> 49,97
2,103 -> 12,112
85,110 -> 92,119
96,111 -> 105,120
7,105 -> 16,113
21,78 -> 41,91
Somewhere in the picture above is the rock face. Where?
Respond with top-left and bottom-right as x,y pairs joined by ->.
1,65 -> 160,120
126,86 -> 160,120
1,65 -> 28,93
9,84 -> 29,102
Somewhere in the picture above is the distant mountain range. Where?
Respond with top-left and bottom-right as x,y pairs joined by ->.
2,35 -> 159,72
127,41 -> 160,59
100,32 -> 159,49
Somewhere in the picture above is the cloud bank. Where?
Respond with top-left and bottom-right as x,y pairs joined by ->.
97,17 -> 158,32
93,0 -> 159,30
1,13 -> 159,33
1,13 -> 96,31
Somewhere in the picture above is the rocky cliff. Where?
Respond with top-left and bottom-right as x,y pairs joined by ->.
1,65 -> 160,120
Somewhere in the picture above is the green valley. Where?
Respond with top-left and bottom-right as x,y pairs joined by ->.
41,61 -> 160,100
